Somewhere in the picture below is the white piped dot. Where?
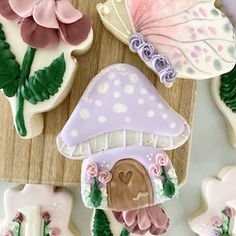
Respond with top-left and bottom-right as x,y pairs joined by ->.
138,98 -> 145,105
114,80 -> 121,86
98,82 -> 109,94
106,165 -> 110,168
95,100 -> 102,107
158,103 -> 164,109
98,116 -> 107,123
170,122 -> 177,129
129,73 -> 139,83
103,161 -> 106,164
70,129 -> 79,137
125,117 -> 131,123
101,164 -> 104,167
113,91 -> 121,98
79,108 -> 91,120
102,6 -> 110,15
124,84 -> 135,94
113,103 -> 128,114
140,88 -> 147,95
162,113 -> 168,119
149,95 -> 155,100
108,72 -> 116,80
149,158 -> 152,161
147,110 -> 155,118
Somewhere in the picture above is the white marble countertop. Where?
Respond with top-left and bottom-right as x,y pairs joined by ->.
0,80 -> 235,236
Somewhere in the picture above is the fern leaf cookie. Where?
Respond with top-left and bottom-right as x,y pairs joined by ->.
211,65 -> 236,148
0,0 -> 93,139
189,166 -> 236,236
0,184 -> 79,236
97,0 -> 236,87
57,64 -> 190,235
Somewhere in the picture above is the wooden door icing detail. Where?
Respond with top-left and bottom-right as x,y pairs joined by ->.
107,159 -> 153,211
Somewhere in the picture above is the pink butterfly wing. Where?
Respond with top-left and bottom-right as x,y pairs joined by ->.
126,0 -> 236,79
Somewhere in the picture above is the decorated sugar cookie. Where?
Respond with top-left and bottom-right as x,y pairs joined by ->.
0,184 -> 79,236
96,0 -> 236,87
189,166 -> 236,236
211,66 -> 236,148
57,64 -> 190,235
0,0 -> 93,139
216,0 -> 236,24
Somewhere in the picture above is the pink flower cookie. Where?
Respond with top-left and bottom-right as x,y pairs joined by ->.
97,0 -> 236,87
0,184 -> 80,236
189,166 -> 236,236
0,0 -> 93,139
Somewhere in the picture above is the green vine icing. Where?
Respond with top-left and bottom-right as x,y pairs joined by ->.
120,228 -> 130,236
0,22 -> 66,137
220,65 -> 236,113
161,167 -> 176,198
92,209 -> 113,236
90,177 -> 102,208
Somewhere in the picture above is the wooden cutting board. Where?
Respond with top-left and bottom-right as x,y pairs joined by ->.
0,0 -> 196,186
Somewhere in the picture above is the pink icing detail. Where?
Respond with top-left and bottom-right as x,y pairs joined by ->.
194,46 -> 201,52
2,230 -> 13,236
42,211 -> 50,221
191,34 -> 197,40
86,162 -> 99,178
225,207 -> 233,218
212,216 -> 223,228
208,27 -> 217,35
149,163 -> 162,177
0,0 -> 91,48
197,28 -> 204,34
113,204 -> 170,235
218,45 -> 224,52
50,227 -> 61,236
199,8 -> 207,17
193,11 -> 199,17
98,170 -> 112,183
155,153 -> 169,167
191,52 -> 198,58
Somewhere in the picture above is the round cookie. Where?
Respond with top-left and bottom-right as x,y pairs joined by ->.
0,0 -> 93,139
96,0 -> 236,86
189,166 -> 236,236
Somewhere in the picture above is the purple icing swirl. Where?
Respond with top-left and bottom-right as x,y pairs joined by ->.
159,66 -> 177,85
211,230 -> 220,236
138,43 -> 156,61
151,54 -> 170,72
129,33 -> 144,52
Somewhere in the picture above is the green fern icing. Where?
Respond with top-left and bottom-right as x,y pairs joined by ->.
21,53 -> 65,105
220,66 -> 236,112
92,209 -> 113,236
0,23 -> 20,97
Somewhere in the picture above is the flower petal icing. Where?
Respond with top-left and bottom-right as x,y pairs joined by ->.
20,17 -> 60,48
9,0 -> 40,18
55,0 -> 83,24
0,0 -> 22,23
32,0 -> 59,28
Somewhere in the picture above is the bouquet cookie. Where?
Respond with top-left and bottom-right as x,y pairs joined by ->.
57,64 -> 190,235
0,0 -> 93,139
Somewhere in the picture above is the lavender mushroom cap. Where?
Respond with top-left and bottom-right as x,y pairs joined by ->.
57,64 -> 190,159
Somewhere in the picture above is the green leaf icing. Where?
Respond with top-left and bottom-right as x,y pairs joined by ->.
21,53 -> 65,105
0,23 -> 20,97
220,65 -> 236,112
90,177 -> 102,208
161,167 -> 176,198
120,228 -> 130,236
92,209 -> 113,236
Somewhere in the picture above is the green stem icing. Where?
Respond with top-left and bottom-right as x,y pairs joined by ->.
120,228 -> 130,236
43,221 -> 46,236
17,222 -> 21,236
90,177 -> 102,208
161,167 -> 175,198
15,46 -> 36,137
92,209 -> 113,236
220,65 -> 236,113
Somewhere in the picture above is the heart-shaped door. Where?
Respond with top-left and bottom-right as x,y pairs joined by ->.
107,159 -> 153,211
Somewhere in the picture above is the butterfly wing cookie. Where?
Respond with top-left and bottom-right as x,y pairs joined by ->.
0,184 -> 79,236
189,166 -> 236,236
97,0 -> 236,86
0,0 -> 93,139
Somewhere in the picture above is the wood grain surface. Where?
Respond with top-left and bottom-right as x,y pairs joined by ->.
0,0 -> 196,186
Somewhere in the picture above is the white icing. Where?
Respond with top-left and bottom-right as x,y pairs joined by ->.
95,100 -> 103,107
113,103 -> 128,113
79,108 -> 91,120
138,98 -> 145,105
0,16 -> 93,139
114,79 -> 121,86
113,91 -> 121,98
70,130 -> 79,138
170,122 -> 177,129
158,103 -> 164,109
98,116 -> 107,123
129,73 -> 139,83
140,88 -> 147,95
108,72 -> 116,79
124,84 -> 135,94
162,113 -> 168,119
147,110 -> 155,118
98,82 -> 109,94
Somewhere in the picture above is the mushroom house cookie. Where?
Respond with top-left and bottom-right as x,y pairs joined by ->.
0,184 -> 79,236
96,0 -> 236,87
189,166 -> 236,236
211,65 -> 236,149
0,0 -> 93,139
57,64 -> 190,235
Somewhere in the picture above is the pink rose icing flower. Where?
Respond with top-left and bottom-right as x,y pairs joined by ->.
149,163 -> 162,177
2,230 -> 13,236
156,153 -> 169,167
212,216 -> 222,228
42,211 -> 51,221
225,207 -> 233,217
86,162 -> 98,178
98,170 -> 112,184
0,0 -> 91,48
50,227 -> 61,236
